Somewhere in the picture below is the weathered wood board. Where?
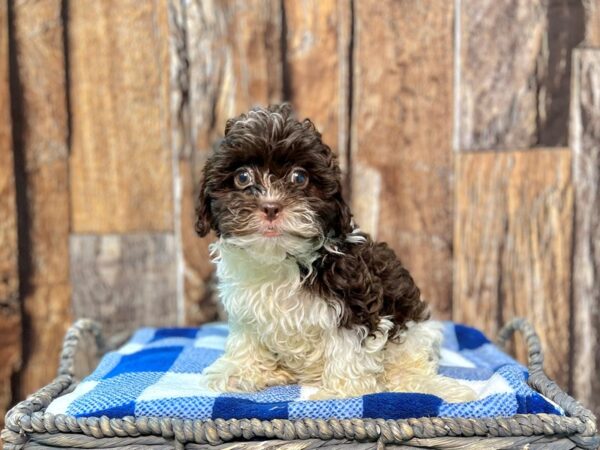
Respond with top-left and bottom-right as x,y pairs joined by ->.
351,1 -> 454,318
283,0 -> 351,174
453,149 -> 572,389
570,48 -> 600,417
15,162 -> 72,398
0,0 -> 20,427
177,0 -> 285,324
185,0 -> 283,163
584,0 -> 600,46
68,0 -> 173,233
456,0 -> 584,150
10,0 -> 72,400
70,234 -> 179,338
18,283 -> 71,397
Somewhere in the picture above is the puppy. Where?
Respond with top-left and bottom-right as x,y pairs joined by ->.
196,104 -> 474,402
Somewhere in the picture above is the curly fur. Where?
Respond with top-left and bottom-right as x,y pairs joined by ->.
195,104 -> 475,402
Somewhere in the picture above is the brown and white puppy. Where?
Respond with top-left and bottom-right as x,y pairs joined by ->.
196,104 -> 474,401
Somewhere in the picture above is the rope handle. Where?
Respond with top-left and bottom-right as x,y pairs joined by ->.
497,317 -> 597,437
496,317 -> 544,374
57,319 -> 105,378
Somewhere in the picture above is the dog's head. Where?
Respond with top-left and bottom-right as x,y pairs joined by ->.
195,104 -> 352,262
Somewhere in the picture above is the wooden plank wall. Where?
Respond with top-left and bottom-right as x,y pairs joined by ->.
1,0 -> 600,426
571,48 -> 600,419
456,0 -> 583,150
453,0 -> 583,392
9,0 -> 72,403
352,1 -> 454,317
0,0 -> 20,427
453,150 -> 573,389
68,0 -> 178,337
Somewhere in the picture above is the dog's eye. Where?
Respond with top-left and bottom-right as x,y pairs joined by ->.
234,169 -> 253,189
290,168 -> 309,187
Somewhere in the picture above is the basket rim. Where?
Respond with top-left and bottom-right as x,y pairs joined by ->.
2,318 -> 598,449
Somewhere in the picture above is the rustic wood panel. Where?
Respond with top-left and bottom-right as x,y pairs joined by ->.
453,149 -> 572,389
456,0 -> 584,150
351,1 -> 454,317
17,162 -> 71,399
70,234 -> 179,337
584,0 -> 600,46
11,0 -> 72,400
185,0 -> 282,162
18,283 -> 70,395
283,0 -> 351,173
570,48 -> 600,417
69,0 -> 173,233
0,0 -> 20,427
177,0 -> 284,324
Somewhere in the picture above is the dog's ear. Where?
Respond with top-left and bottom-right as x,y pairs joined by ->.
334,192 -> 354,236
194,175 -> 212,237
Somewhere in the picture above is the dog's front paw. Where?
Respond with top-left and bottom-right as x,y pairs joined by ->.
306,388 -> 336,401
199,360 -> 276,393
200,357 -> 297,392
198,371 -> 245,392
199,371 -> 266,392
438,383 -> 477,403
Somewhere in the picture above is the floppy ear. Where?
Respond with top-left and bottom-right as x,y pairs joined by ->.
194,176 -> 212,237
333,192 -> 354,236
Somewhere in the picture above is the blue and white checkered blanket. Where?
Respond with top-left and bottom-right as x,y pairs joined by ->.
47,322 -> 562,420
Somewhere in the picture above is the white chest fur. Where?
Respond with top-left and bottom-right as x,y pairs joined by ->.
212,242 -> 340,374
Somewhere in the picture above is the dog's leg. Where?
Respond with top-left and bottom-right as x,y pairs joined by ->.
200,327 -> 292,392
308,324 -> 390,399
383,321 -> 477,402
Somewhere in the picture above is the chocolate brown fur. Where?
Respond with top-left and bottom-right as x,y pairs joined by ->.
307,238 -> 429,339
196,104 -> 429,339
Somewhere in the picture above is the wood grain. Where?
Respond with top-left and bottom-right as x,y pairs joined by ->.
570,48 -> 600,417
17,283 -> 70,396
185,0 -> 283,161
351,1 -> 454,318
283,0 -> 351,173
453,149 -> 572,389
68,0 -> 173,233
12,0 -> 69,172
70,234 -> 179,337
177,0 -> 284,324
457,0 -> 584,150
11,0 -> 72,399
584,0 -> 600,46
0,0 -> 21,427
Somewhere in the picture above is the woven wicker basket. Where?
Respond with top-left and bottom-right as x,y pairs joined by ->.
2,318 -> 598,449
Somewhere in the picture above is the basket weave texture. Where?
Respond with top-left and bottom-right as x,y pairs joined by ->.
2,318 -> 598,449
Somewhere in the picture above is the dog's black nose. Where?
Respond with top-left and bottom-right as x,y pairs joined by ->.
261,202 -> 281,221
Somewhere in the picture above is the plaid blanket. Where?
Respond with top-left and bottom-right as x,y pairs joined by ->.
47,322 -> 563,420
